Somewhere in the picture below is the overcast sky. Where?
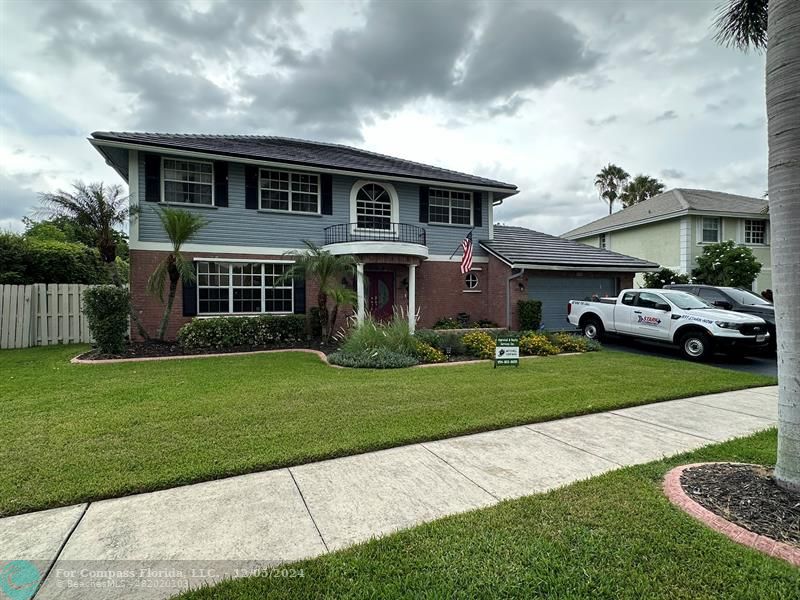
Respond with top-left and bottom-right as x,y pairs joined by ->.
0,0 -> 767,236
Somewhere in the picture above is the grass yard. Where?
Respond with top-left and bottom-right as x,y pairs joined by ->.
178,429 -> 798,600
0,345 -> 775,517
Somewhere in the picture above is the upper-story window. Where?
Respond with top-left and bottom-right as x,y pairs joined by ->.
429,188 -> 472,226
355,182 -> 392,230
162,158 -> 214,205
744,219 -> 767,244
260,169 -> 320,214
701,217 -> 720,243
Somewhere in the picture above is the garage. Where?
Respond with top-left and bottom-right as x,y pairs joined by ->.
528,274 -> 617,330
480,226 -> 659,330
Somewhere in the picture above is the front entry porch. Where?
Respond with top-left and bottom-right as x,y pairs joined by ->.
355,257 -> 421,333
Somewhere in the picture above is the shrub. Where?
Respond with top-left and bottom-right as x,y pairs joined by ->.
463,330 -> 495,359
692,240 -> 762,288
309,307 -> 323,339
432,317 -> 460,330
643,267 -> 690,289
83,285 -> 130,354
414,329 -> 441,348
340,313 -> 416,356
518,299 -> 542,331
585,338 -> 602,352
548,332 -> 591,353
519,333 -> 559,356
414,340 -> 446,363
177,315 -> 306,351
0,233 -> 109,284
328,348 -> 419,369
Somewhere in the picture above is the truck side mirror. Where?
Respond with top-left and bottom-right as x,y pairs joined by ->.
713,300 -> 732,310
655,303 -> 671,312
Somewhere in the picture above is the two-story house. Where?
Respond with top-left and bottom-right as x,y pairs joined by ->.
89,132 -> 656,337
562,189 -> 771,292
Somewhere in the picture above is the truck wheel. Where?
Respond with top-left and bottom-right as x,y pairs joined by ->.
583,317 -> 604,341
679,331 -> 713,361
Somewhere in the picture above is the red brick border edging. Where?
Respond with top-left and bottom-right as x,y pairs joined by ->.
663,463 -> 800,567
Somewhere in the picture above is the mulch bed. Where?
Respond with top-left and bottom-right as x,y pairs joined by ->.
680,463 -> 800,547
78,339 -> 339,361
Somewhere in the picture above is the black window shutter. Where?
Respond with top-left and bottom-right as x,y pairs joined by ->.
419,185 -> 429,223
321,174 -> 333,215
293,277 -> 306,314
245,165 -> 259,209
214,161 -> 228,207
182,266 -> 198,317
473,191 -> 482,227
144,154 -> 161,202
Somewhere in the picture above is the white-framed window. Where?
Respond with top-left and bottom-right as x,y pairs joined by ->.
464,272 -> 479,289
429,188 -> 472,226
259,169 -> 320,214
744,219 -> 767,244
355,182 -> 392,230
599,233 -> 607,249
196,261 -> 294,315
162,158 -> 214,205
701,217 -> 720,243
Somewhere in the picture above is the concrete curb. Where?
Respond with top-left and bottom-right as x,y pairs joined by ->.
663,462 -> 800,567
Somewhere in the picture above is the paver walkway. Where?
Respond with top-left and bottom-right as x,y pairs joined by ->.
0,386 -> 778,599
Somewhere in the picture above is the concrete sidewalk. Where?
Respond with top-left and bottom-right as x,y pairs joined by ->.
1,386 -> 778,599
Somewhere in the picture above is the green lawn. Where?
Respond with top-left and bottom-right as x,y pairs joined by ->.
0,345 -> 774,517
177,430 -> 798,600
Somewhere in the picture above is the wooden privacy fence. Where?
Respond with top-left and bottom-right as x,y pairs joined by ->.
0,284 -> 94,349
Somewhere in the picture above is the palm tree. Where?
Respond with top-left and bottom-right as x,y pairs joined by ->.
38,181 -> 128,263
594,164 -> 630,214
620,175 -> 665,207
327,285 -> 359,338
146,207 -> 207,341
715,0 -> 799,492
281,242 -> 356,339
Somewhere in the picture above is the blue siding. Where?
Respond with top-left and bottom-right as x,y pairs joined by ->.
137,153 -> 489,256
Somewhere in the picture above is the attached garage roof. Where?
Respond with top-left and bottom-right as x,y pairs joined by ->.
481,225 -> 659,272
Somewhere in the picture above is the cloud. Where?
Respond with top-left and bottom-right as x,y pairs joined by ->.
586,114 -> 618,127
650,109 -> 678,123
731,117 -> 765,131
661,168 -> 686,179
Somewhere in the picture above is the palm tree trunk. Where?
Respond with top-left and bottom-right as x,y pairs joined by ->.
768,0 -> 800,492
329,303 -> 340,340
157,279 -> 179,342
318,291 -> 329,339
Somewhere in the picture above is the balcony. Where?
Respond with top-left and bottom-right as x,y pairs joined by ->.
323,223 -> 429,259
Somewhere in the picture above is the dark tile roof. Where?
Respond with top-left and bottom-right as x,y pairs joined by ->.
91,131 -> 517,191
562,188 -> 768,238
481,225 -> 659,270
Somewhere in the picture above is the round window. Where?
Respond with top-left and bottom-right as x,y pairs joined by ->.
465,273 -> 479,289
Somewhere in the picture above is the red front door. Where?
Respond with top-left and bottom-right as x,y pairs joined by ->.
367,271 -> 395,320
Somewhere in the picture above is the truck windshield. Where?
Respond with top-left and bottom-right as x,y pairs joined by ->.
660,291 -> 711,310
724,288 -> 772,306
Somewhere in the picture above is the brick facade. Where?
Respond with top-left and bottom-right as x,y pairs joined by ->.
130,249 -> 636,340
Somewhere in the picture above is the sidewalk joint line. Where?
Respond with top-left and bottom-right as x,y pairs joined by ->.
288,468 -> 329,553
32,502 -> 90,600
682,398 -> 775,422
607,411 -> 717,442
419,444 -> 500,502
522,426 -> 625,468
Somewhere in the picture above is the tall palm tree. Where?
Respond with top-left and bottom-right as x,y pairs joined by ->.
715,0 -> 799,492
620,175 -> 666,207
281,241 -> 356,339
146,207 -> 207,341
38,181 -> 128,263
594,164 -> 630,214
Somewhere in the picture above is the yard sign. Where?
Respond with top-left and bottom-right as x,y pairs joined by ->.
494,336 -> 520,368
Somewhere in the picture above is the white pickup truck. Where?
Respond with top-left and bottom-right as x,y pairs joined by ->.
567,288 -> 770,361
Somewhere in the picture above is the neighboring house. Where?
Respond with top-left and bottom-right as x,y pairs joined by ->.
89,132 -> 656,338
562,189 -> 771,291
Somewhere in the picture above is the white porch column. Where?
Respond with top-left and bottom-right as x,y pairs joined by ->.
356,262 -> 365,324
408,263 -> 416,333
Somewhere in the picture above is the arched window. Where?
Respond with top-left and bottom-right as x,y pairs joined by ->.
355,182 -> 392,230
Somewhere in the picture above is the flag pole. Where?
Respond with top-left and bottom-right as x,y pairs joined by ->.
448,227 -> 474,259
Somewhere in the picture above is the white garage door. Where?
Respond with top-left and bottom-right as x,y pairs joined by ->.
528,275 -> 617,330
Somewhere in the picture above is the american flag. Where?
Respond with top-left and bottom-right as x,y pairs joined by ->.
460,231 -> 474,274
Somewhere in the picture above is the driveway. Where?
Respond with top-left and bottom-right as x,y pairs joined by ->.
601,336 -> 777,377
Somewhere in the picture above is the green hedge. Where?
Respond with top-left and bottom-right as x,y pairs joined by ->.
0,233 -> 112,284
83,285 -> 130,354
518,299 -> 542,331
177,315 -> 306,351
328,348 -> 419,369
